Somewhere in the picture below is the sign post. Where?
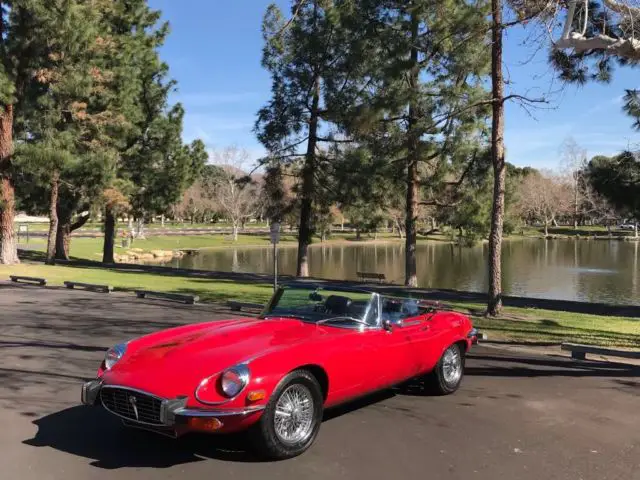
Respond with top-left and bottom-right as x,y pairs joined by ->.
18,224 -> 29,243
270,222 -> 281,292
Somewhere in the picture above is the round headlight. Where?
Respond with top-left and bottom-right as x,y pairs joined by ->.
104,343 -> 127,370
220,365 -> 249,398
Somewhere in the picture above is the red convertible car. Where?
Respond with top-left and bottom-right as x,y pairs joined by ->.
81,285 -> 477,459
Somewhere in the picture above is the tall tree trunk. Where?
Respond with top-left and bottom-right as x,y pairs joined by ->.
487,0 -> 505,316
135,218 -> 146,239
404,13 -> 419,288
55,210 -> 90,260
55,222 -> 71,260
45,170 -> 60,265
232,222 -> 239,241
102,206 -> 116,263
573,173 -> 579,229
0,104 -> 19,265
296,75 -> 320,278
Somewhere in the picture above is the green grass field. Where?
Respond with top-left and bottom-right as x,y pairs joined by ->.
19,231 -> 449,261
1,262 -> 638,349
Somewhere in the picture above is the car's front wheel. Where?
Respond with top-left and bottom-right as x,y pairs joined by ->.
428,343 -> 465,395
249,370 -> 324,460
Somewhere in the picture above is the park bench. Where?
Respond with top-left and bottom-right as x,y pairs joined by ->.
561,343 -> 640,361
9,275 -> 46,286
356,272 -> 386,283
64,281 -> 113,293
227,300 -> 265,312
135,290 -> 199,305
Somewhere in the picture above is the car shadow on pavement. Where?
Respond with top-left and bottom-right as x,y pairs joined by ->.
23,390 -> 400,468
23,406 -> 270,468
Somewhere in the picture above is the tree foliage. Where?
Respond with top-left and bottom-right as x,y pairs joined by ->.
587,152 -> 640,233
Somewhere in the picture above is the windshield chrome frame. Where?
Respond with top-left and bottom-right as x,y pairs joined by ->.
260,285 -> 382,330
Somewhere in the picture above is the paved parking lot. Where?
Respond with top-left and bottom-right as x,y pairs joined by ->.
1,283 -> 639,480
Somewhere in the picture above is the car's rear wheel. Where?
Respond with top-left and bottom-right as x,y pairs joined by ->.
428,343 -> 465,395
249,370 -> 324,460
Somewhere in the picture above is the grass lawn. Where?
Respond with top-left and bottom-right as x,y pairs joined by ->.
15,221 -> 272,232
447,301 -> 640,349
20,234 -> 301,261
1,262 -> 274,304
19,231 -> 453,262
1,262 -> 639,349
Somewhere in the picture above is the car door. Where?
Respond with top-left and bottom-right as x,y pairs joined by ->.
401,312 -> 451,375
374,324 -> 421,386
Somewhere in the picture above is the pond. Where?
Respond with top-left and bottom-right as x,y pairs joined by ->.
166,239 -> 640,305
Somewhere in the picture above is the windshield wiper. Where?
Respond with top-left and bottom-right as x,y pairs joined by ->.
317,316 -> 371,327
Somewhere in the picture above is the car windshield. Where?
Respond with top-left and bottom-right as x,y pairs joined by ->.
261,287 -> 378,326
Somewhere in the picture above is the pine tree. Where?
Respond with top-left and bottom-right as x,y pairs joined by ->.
256,0 -> 347,277
97,0 -> 206,263
13,0 -> 104,263
486,0 -> 505,315
0,0 -> 44,264
332,0 -> 491,286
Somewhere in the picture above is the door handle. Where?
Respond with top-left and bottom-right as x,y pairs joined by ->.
421,325 -> 430,331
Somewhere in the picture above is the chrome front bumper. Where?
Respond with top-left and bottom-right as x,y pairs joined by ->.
81,379 -> 264,428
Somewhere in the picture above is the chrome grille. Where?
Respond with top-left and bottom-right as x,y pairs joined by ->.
100,387 -> 164,425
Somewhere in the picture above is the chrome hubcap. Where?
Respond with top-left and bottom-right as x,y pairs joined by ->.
274,384 -> 315,444
442,346 -> 462,385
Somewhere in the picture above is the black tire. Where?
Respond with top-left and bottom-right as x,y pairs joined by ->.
249,369 -> 324,460
427,343 -> 465,395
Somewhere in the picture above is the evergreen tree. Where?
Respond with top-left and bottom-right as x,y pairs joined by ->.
332,0 -> 491,286
13,0 -> 103,263
0,0 -> 60,264
256,0 -> 348,277
99,0 -> 206,262
587,152 -> 640,237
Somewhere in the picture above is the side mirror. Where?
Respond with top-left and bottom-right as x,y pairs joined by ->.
383,319 -> 393,332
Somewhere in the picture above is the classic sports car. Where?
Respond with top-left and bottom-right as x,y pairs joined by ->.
81,285 -> 477,459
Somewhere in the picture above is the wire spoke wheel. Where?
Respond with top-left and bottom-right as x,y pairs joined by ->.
442,346 -> 462,386
273,384 -> 315,445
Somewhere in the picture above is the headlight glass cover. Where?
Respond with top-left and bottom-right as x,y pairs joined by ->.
220,365 -> 250,398
104,343 -> 127,370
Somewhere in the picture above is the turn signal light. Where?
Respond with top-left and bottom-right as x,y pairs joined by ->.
187,417 -> 223,432
247,390 -> 266,402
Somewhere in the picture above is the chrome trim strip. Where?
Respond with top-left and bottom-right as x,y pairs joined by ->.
174,405 -> 265,417
100,385 -> 165,427
403,320 -> 422,327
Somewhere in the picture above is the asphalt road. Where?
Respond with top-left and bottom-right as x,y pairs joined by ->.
1,283 -> 639,480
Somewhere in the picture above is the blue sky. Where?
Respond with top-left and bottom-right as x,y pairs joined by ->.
149,0 -> 640,170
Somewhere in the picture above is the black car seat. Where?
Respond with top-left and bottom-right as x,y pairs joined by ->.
324,295 -> 352,315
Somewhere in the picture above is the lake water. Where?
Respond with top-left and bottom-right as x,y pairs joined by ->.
167,239 -> 640,305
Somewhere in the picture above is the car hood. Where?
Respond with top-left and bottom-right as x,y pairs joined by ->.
101,317 -> 337,398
